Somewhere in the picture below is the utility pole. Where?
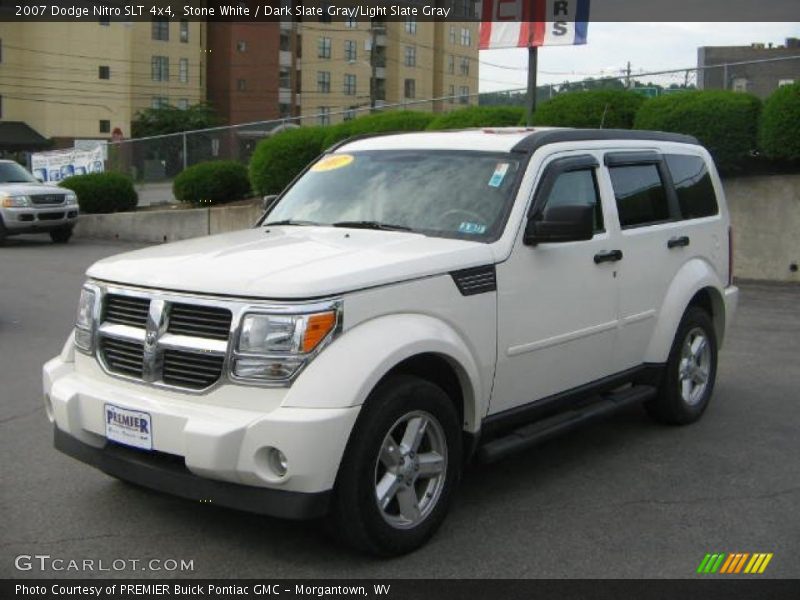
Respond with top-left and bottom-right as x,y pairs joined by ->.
625,61 -> 632,89
526,46 -> 538,125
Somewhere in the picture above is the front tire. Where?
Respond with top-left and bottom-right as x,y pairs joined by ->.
330,374 -> 462,556
646,306 -> 718,425
50,226 -> 73,244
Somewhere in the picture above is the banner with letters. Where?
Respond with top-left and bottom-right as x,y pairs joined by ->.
479,0 -> 590,49
30,145 -> 105,183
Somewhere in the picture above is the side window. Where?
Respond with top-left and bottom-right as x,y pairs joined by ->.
665,154 -> 719,219
609,164 -> 670,228
543,169 -> 604,232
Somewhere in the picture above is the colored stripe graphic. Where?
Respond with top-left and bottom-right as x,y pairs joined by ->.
698,553 -> 773,574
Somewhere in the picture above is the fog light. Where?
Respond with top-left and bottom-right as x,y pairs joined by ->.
233,357 -> 303,381
268,447 -> 288,477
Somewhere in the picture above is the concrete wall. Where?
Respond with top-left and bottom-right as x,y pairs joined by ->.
74,176 -> 800,283
725,174 -> 800,283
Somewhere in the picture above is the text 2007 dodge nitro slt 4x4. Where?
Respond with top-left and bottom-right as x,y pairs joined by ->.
44,128 -> 738,555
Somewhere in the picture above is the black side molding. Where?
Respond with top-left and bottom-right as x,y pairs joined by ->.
451,265 -> 497,296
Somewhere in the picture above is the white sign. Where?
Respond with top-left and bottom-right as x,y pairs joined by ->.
30,146 -> 105,183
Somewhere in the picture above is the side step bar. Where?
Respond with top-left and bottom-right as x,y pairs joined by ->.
477,385 -> 657,464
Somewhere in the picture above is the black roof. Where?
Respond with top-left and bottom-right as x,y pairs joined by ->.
0,121 -> 50,151
511,129 -> 700,154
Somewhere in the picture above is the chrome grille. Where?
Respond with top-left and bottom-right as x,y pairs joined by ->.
104,294 -> 150,327
167,303 -> 231,340
30,193 -> 65,205
100,338 -> 145,378
162,350 -> 225,390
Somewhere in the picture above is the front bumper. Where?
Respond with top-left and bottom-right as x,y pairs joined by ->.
54,427 -> 330,519
1,205 -> 78,233
44,346 -> 361,514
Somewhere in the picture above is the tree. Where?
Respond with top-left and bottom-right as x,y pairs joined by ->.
131,103 -> 218,138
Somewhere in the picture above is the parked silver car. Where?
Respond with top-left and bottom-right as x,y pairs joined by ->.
0,160 -> 79,243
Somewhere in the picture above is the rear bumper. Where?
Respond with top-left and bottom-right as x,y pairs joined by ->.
54,427 -> 331,520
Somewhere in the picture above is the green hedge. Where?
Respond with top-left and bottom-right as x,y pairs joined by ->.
249,127 -> 327,195
60,172 -> 137,214
759,81 -> 800,161
426,106 -> 526,130
532,90 -> 646,129
172,160 -> 250,206
635,90 -> 761,172
321,111 -> 435,149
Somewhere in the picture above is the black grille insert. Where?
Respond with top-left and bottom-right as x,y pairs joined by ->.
168,303 -> 232,340
30,194 -> 65,205
104,294 -> 150,328
100,338 -> 144,378
162,350 -> 225,389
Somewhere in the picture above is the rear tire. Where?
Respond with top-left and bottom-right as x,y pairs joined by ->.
330,374 -> 462,556
646,306 -> 717,425
50,226 -> 73,244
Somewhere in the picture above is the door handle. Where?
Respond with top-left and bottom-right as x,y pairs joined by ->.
594,249 -> 623,264
667,236 -> 690,249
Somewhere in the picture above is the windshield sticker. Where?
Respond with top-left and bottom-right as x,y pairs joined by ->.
311,154 -> 354,172
488,163 -> 510,188
458,222 -> 487,235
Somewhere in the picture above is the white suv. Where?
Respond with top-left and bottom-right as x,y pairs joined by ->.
43,128 -> 738,555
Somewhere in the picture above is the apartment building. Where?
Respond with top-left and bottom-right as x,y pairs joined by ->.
0,19 -> 205,146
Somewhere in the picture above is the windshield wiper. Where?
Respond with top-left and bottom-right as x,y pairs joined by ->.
332,220 -> 412,232
263,219 -> 321,227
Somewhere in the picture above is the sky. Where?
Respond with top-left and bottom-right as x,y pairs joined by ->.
478,22 -> 800,93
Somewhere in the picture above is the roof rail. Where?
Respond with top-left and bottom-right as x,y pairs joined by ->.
510,129 -> 700,154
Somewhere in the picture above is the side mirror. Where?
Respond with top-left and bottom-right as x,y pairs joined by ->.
524,204 -> 595,246
262,194 -> 279,212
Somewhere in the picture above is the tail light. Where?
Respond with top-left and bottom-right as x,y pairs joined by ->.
728,225 -> 734,286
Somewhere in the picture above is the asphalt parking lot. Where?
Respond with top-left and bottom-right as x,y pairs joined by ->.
1,235 -> 798,579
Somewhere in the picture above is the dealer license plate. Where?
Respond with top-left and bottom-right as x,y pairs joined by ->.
104,404 -> 152,450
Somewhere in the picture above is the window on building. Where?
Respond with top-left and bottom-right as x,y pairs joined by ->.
179,58 -> 188,83
344,39 -> 357,62
405,18 -> 417,35
177,99 -> 189,110
449,25 -> 456,44
404,46 -> 416,67
99,120 -> 110,133
296,75 -> 302,94
151,56 -> 169,81
237,40 -> 247,52
151,97 -> 169,109
99,16 -> 110,26
279,32 -> 290,51
279,103 -> 292,118
447,55 -> 455,74
345,17 -> 357,29
461,0 -> 473,18
296,34 -> 302,58
152,17 -> 169,41
609,164 -> 670,228
448,84 -> 455,104
344,73 -> 357,95
371,78 -> 386,101
373,46 -> 386,68
317,71 -> 331,93
318,107 -> 331,126
318,37 -> 331,58
732,77 -> 749,93
180,19 -> 189,43
98,65 -> 110,79
459,85 -> 469,104
460,27 -> 471,46
279,67 -> 291,89
459,57 -> 470,76
344,106 -> 358,120
404,78 -> 416,99
665,154 -> 719,219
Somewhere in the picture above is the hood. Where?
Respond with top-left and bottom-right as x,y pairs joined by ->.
87,226 -> 496,299
0,182 -> 70,196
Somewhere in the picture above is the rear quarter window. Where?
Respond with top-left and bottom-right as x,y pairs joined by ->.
665,154 -> 719,219
608,164 -> 670,228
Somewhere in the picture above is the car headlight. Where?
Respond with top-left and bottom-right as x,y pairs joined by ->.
232,309 -> 338,382
1,194 -> 31,208
65,191 -> 78,206
74,286 -> 97,353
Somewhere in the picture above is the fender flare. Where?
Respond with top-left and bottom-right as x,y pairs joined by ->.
645,258 -> 727,363
282,313 -> 485,432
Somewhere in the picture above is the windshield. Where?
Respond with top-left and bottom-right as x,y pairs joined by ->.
0,162 -> 38,184
265,150 -> 522,241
